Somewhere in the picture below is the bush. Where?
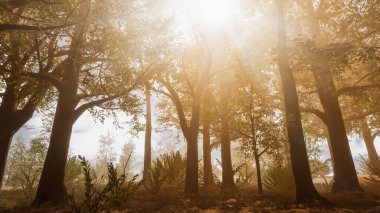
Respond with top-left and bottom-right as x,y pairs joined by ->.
65,155 -> 84,192
143,151 -> 186,194
359,155 -> 380,184
263,160 -> 295,193
69,156 -> 140,212
157,151 -> 187,188
143,160 -> 166,195
5,137 -> 47,200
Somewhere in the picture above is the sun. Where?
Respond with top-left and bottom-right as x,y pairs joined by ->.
199,0 -> 234,25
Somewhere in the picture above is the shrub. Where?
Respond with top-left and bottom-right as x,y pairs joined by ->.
158,151 -> 187,188
263,160 -> 295,193
69,156 -> 140,212
143,160 -> 166,195
143,151 -> 186,194
65,155 -> 84,192
5,137 -> 47,200
359,155 -> 380,184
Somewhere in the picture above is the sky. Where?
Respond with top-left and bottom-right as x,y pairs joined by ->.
14,101 -> 380,173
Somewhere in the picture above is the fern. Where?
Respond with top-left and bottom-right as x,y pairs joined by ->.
69,156 -> 140,212
359,154 -> 380,184
263,160 -> 295,193
143,160 -> 166,195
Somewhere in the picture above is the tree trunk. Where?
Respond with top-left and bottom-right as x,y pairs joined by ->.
253,148 -> 263,194
33,86 -> 76,205
143,84 -> 152,181
362,121 -> 380,170
185,93 -> 203,194
219,75 -> 234,187
0,128 -> 14,190
276,0 -> 323,202
202,119 -> 215,187
33,2 -> 89,204
311,56 -> 361,193
184,130 -> 199,194
302,0 -> 361,193
0,84 -> 18,190
220,115 -> 234,187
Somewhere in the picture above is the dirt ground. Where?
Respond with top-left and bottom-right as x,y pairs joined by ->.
1,181 -> 380,212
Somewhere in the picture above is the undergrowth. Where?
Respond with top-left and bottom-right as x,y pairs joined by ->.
68,156 -> 140,212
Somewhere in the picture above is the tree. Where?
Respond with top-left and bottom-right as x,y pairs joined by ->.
218,72 -> 235,187
96,133 -> 117,180
232,79 -> 283,194
276,0 -> 323,202
5,137 -> 47,200
291,0 -> 380,192
143,83 -> 152,181
34,0 -> 150,204
119,140 -> 136,179
4,137 -> 26,187
201,88 -> 215,187
307,0 -> 360,193
156,45 -> 212,194
0,0 -> 71,189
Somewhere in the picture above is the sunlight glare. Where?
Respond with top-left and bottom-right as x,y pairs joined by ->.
198,0 -> 236,27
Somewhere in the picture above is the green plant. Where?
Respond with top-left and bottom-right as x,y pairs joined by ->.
143,151 -> 187,194
5,137 -> 47,200
69,156 -> 140,212
65,155 -> 84,192
159,151 -> 187,187
143,160 -> 166,195
263,160 -> 295,193
320,175 -> 334,192
359,155 -> 380,184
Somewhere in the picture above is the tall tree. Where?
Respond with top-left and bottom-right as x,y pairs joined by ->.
33,0 -> 148,204
143,83 -> 152,181
276,0 -> 323,202
201,88 -> 215,187
295,0 -> 362,192
219,73 -> 235,187
0,1 -> 73,189
157,45 -> 212,194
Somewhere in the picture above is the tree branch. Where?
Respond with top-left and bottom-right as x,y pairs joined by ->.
337,84 -> 380,96
159,78 -> 189,133
0,23 -> 75,32
300,107 -> 327,123
22,72 -> 64,90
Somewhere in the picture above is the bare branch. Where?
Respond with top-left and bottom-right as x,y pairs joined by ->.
0,23 -> 75,32
337,83 -> 380,96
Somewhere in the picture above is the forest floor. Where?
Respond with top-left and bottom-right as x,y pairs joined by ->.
1,181 -> 380,212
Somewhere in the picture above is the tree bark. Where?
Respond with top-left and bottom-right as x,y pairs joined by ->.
0,84 -> 18,190
202,119 -> 215,187
248,86 -> 263,194
301,0 -> 361,193
220,114 -> 234,187
0,128 -> 14,190
276,0 -> 323,202
33,4 -> 89,203
362,121 -> 380,170
143,84 -> 152,181
184,129 -> 199,194
33,88 -> 76,204
219,75 -> 234,187
311,55 -> 361,193
253,147 -> 263,194
0,82 -> 40,189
